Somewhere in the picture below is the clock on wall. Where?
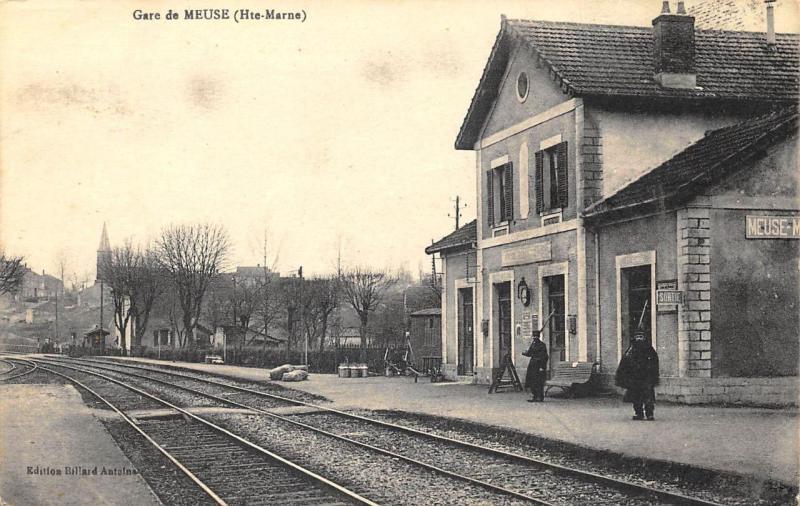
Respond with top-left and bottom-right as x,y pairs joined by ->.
517,277 -> 531,307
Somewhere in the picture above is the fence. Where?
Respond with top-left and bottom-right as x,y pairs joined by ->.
62,341 -> 408,375
0,343 -> 38,353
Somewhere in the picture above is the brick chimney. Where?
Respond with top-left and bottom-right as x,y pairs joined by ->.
766,0 -> 776,47
652,1 -> 697,89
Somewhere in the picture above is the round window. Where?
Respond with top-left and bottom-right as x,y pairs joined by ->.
516,71 -> 529,102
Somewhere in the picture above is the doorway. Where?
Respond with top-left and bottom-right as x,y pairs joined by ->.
544,275 -> 566,367
457,288 -> 474,375
621,265 -> 652,352
495,282 -> 512,361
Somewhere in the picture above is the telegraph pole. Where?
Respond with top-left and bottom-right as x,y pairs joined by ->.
448,195 -> 467,230
54,287 -> 59,345
232,274 -> 237,364
299,266 -> 306,366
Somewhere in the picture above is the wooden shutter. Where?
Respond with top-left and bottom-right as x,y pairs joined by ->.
556,142 -> 569,208
503,164 -> 514,221
534,150 -> 544,214
486,170 -> 494,227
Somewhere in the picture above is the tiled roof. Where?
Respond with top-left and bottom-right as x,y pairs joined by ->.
507,20 -> 799,100
584,105 -> 798,221
456,17 -> 799,149
410,307 -> 442,317
425,220 -> 477,254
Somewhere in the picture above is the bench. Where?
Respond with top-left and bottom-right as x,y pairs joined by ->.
544,361 -> 597,398
421,356 -> 442,375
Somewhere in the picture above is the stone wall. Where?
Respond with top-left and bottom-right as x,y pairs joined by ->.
656,376 -> 798,406
581,123 -> 604,208
676,201 -> 712,378
598,374 -> 798,406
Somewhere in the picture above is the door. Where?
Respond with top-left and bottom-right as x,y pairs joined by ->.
496,283 -> 512,361
458,288 -> 474,375
545,275 -> 566,367
624,265 -> 652,351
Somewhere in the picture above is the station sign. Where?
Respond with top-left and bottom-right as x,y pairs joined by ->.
518,311 -> 533,337
657,290 -> 684,305
656,280 -> 681,313
746,215 -> 800,239
501,242 -> 551,267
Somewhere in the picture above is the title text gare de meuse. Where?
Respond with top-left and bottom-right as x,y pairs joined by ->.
424,4 -> 799,407
132,8 -> 301,21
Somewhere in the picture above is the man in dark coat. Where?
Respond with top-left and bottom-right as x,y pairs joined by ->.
615,331 -> 659,420
523,330 -> 548,402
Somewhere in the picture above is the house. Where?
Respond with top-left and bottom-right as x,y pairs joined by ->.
429,2 -> 798,404
212,324 -> 286,351
336,327 -> 367,347
18,268 -> 62,302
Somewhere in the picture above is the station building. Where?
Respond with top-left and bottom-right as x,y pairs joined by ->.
427,3 -> 798,404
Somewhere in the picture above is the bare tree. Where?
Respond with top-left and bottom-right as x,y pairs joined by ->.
131,248 -> 164,348
254,231 -> 283,356
305,275 -> 339,352
341,267 -> 398,361
70,270 -> 92,293
156,282 -> 184,348
156,223 -> 230,348
204,271 -> 276,363
204,276 -> 232,335
99,242 -> 138,354
53,248 -> 70,297
232,276 -> 259,353
0,252 -> 25,296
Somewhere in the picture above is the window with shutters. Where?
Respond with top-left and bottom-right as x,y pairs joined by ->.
487,163 -> 514,227
535,142 -> 568,214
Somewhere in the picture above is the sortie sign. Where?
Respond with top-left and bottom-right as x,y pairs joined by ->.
746,215 -> 800,239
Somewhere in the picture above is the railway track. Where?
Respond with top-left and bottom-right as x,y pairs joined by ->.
0,358 -> 17,375
0,358 -> 38,381
29,357 -> 555,504
10,358 -> 376,506
36,356 -> 726,505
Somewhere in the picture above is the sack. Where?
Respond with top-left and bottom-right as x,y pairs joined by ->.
281,370 -> 308,382
269,364 -> 294,380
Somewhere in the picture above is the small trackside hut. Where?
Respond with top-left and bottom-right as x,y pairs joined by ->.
427,2 -> 798,405
407,308 -> 443,376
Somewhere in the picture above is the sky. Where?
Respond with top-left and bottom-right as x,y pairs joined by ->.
1,0 -> 797,282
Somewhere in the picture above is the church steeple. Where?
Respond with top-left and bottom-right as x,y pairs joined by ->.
96,223 -> 111,282
98,222 -> 111,252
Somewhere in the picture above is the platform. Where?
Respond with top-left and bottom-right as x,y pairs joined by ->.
0,384 -> 160,506
114,357 -> 799,486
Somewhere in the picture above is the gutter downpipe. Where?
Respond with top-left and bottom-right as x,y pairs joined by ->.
594,230 -> 602,370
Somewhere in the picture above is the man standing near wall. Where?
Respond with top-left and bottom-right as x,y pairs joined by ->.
616,331 -> 660,420
523,330 -> 548,402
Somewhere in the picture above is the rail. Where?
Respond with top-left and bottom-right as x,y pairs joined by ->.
49,356 -> 723,506
34,356 -> 556,505
21,358 -> 378,506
